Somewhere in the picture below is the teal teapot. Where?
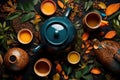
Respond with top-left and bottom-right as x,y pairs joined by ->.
33,8 -> 76,53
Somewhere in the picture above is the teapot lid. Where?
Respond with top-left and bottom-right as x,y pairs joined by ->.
44,22 -> 69,46
41,16 -> 76,47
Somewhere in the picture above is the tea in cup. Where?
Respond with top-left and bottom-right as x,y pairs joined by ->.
34,58 -> 52,77
83,12 -> 102,30
40,0 -> 56,16
17,29 -> 33,44
67,51 -> 80,64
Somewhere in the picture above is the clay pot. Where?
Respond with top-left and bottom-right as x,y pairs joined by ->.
34,58 -> 52,77
93,39 -> 120,73
4,48 -> 29,71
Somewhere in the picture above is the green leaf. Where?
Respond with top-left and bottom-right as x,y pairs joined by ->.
66,66 -> 72,75
84,0 -> 93,11
83,65 -> 93,75
21,12 -> 35,23
33,0 -> 41,5
4,27 -> 10,31
23,2 -> 35,12
7,12 -> 22,20
75,70 -> 82,79
83,74 -> 93,80
3,22 -> 6,28
17,2 -> 24,10
118,15 -> 120,21
63,65 -> 72,75
0,23 -> 2,28
0,36 -> 4,39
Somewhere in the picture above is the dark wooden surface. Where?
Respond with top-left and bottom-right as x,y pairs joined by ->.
0,0 -> 120,80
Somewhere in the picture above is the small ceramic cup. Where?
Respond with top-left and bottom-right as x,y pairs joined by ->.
83,12 -> 102,30
34,58 -> 52,77
67,51 -> 80,64
40,0 -> 56,16
17,29 -> 33,44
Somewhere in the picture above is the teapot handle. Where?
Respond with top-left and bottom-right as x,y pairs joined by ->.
32,44 -> 44,53
64,7 -> 72,17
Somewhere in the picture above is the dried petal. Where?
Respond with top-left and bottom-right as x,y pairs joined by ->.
98,2 -> 107,9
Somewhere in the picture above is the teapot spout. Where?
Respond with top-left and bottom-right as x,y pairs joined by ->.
93,39 -> 102,49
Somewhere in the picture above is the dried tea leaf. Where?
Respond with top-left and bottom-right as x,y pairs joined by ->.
53,73 -> 60,80
105,3 -> 120,16
81,32 -> 89,41
90,67 -> 101,74
98,2 -> 106,9
58,0 -> 64,9
56,63 -> 62,73
104,30 -> 116,39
